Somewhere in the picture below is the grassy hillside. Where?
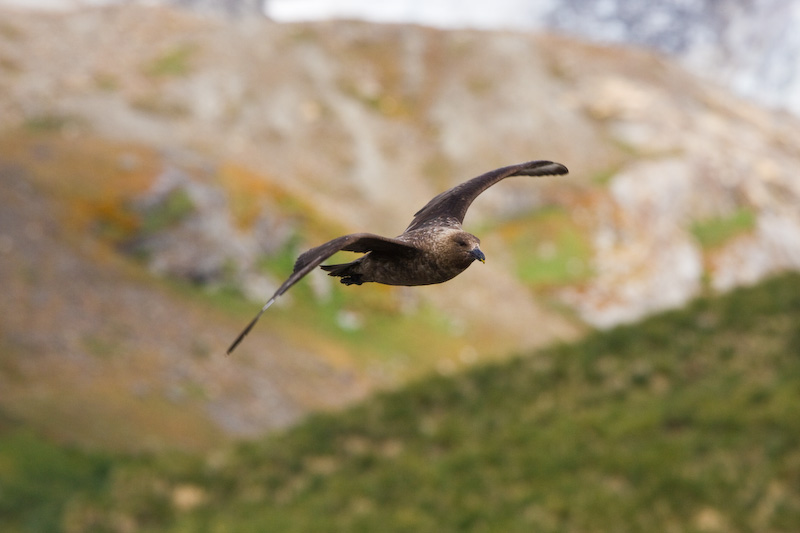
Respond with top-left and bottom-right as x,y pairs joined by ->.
5,4 -> 800,459
3,272 -> 800,532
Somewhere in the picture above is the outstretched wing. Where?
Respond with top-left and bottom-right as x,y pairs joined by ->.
405,160 -> 568,232
226,233 -> 418,354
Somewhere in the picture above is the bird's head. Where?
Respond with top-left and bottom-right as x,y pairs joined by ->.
449,232 -> 485,266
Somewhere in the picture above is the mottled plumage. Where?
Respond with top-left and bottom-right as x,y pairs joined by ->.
227,160 -> 568,354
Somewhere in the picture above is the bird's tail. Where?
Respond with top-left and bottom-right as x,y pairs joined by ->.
319,262 -> 354,277
320,261 -> 364,285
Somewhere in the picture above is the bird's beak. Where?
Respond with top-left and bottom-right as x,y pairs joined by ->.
470,247 -> 486,263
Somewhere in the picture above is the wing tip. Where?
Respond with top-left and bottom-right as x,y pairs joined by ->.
225,298 -> 276,355
226,326 -> 249,355
517,160 -> 569,177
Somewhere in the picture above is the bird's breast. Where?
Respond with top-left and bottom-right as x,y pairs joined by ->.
361,252 -> 468,287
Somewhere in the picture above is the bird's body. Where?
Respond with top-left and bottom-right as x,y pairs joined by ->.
227,160 -> 568,354
321,227 -> 481,287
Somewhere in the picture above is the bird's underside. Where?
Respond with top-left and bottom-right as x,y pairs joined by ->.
226,159 -> 568,354
320,230 -> 476,287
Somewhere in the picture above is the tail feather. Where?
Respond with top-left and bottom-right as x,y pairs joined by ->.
320,262 -> 353,276
320,261 -> 364,285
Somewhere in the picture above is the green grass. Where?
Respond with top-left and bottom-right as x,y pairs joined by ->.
264,277 -> 466,375
255,235 -> 304,279
4,272 -> 800,532
0,431 -> 113,533
165,249 -> 467,377
691,207 -> 757,249
495,207 -> 593,287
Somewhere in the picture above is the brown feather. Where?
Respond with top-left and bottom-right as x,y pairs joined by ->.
227,160 -> 568,354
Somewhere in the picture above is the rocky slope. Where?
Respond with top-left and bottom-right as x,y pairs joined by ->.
546,0 -> 800,115
266,0 -> 800,116
1,4 -> 799,448
10,1 -> 800,114
0,146 -> 370,450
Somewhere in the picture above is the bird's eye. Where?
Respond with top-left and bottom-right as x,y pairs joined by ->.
455,238 -> 468,247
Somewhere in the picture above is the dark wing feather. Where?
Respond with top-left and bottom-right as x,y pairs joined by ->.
226,233 -> 418,354
292,233 -> 418,273
405,160 -> 568,232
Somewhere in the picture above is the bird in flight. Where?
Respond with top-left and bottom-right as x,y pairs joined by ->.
227,160 -> 568,354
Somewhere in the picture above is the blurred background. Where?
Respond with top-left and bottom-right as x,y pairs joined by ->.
1,1 -> 799,531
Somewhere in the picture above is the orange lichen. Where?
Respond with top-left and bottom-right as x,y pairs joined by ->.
0,133 -> 161,239
216,162 -> 281,230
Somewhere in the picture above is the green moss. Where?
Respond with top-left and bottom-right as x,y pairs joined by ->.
0,21 -> 22,40
591,166 -> 620,185
143,45 -> 196,78
82,334 -> 118,359
139,188 -> 195,235
93,72 -> 119,92
23,115 -> 74,133
131,95 -> 191,117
